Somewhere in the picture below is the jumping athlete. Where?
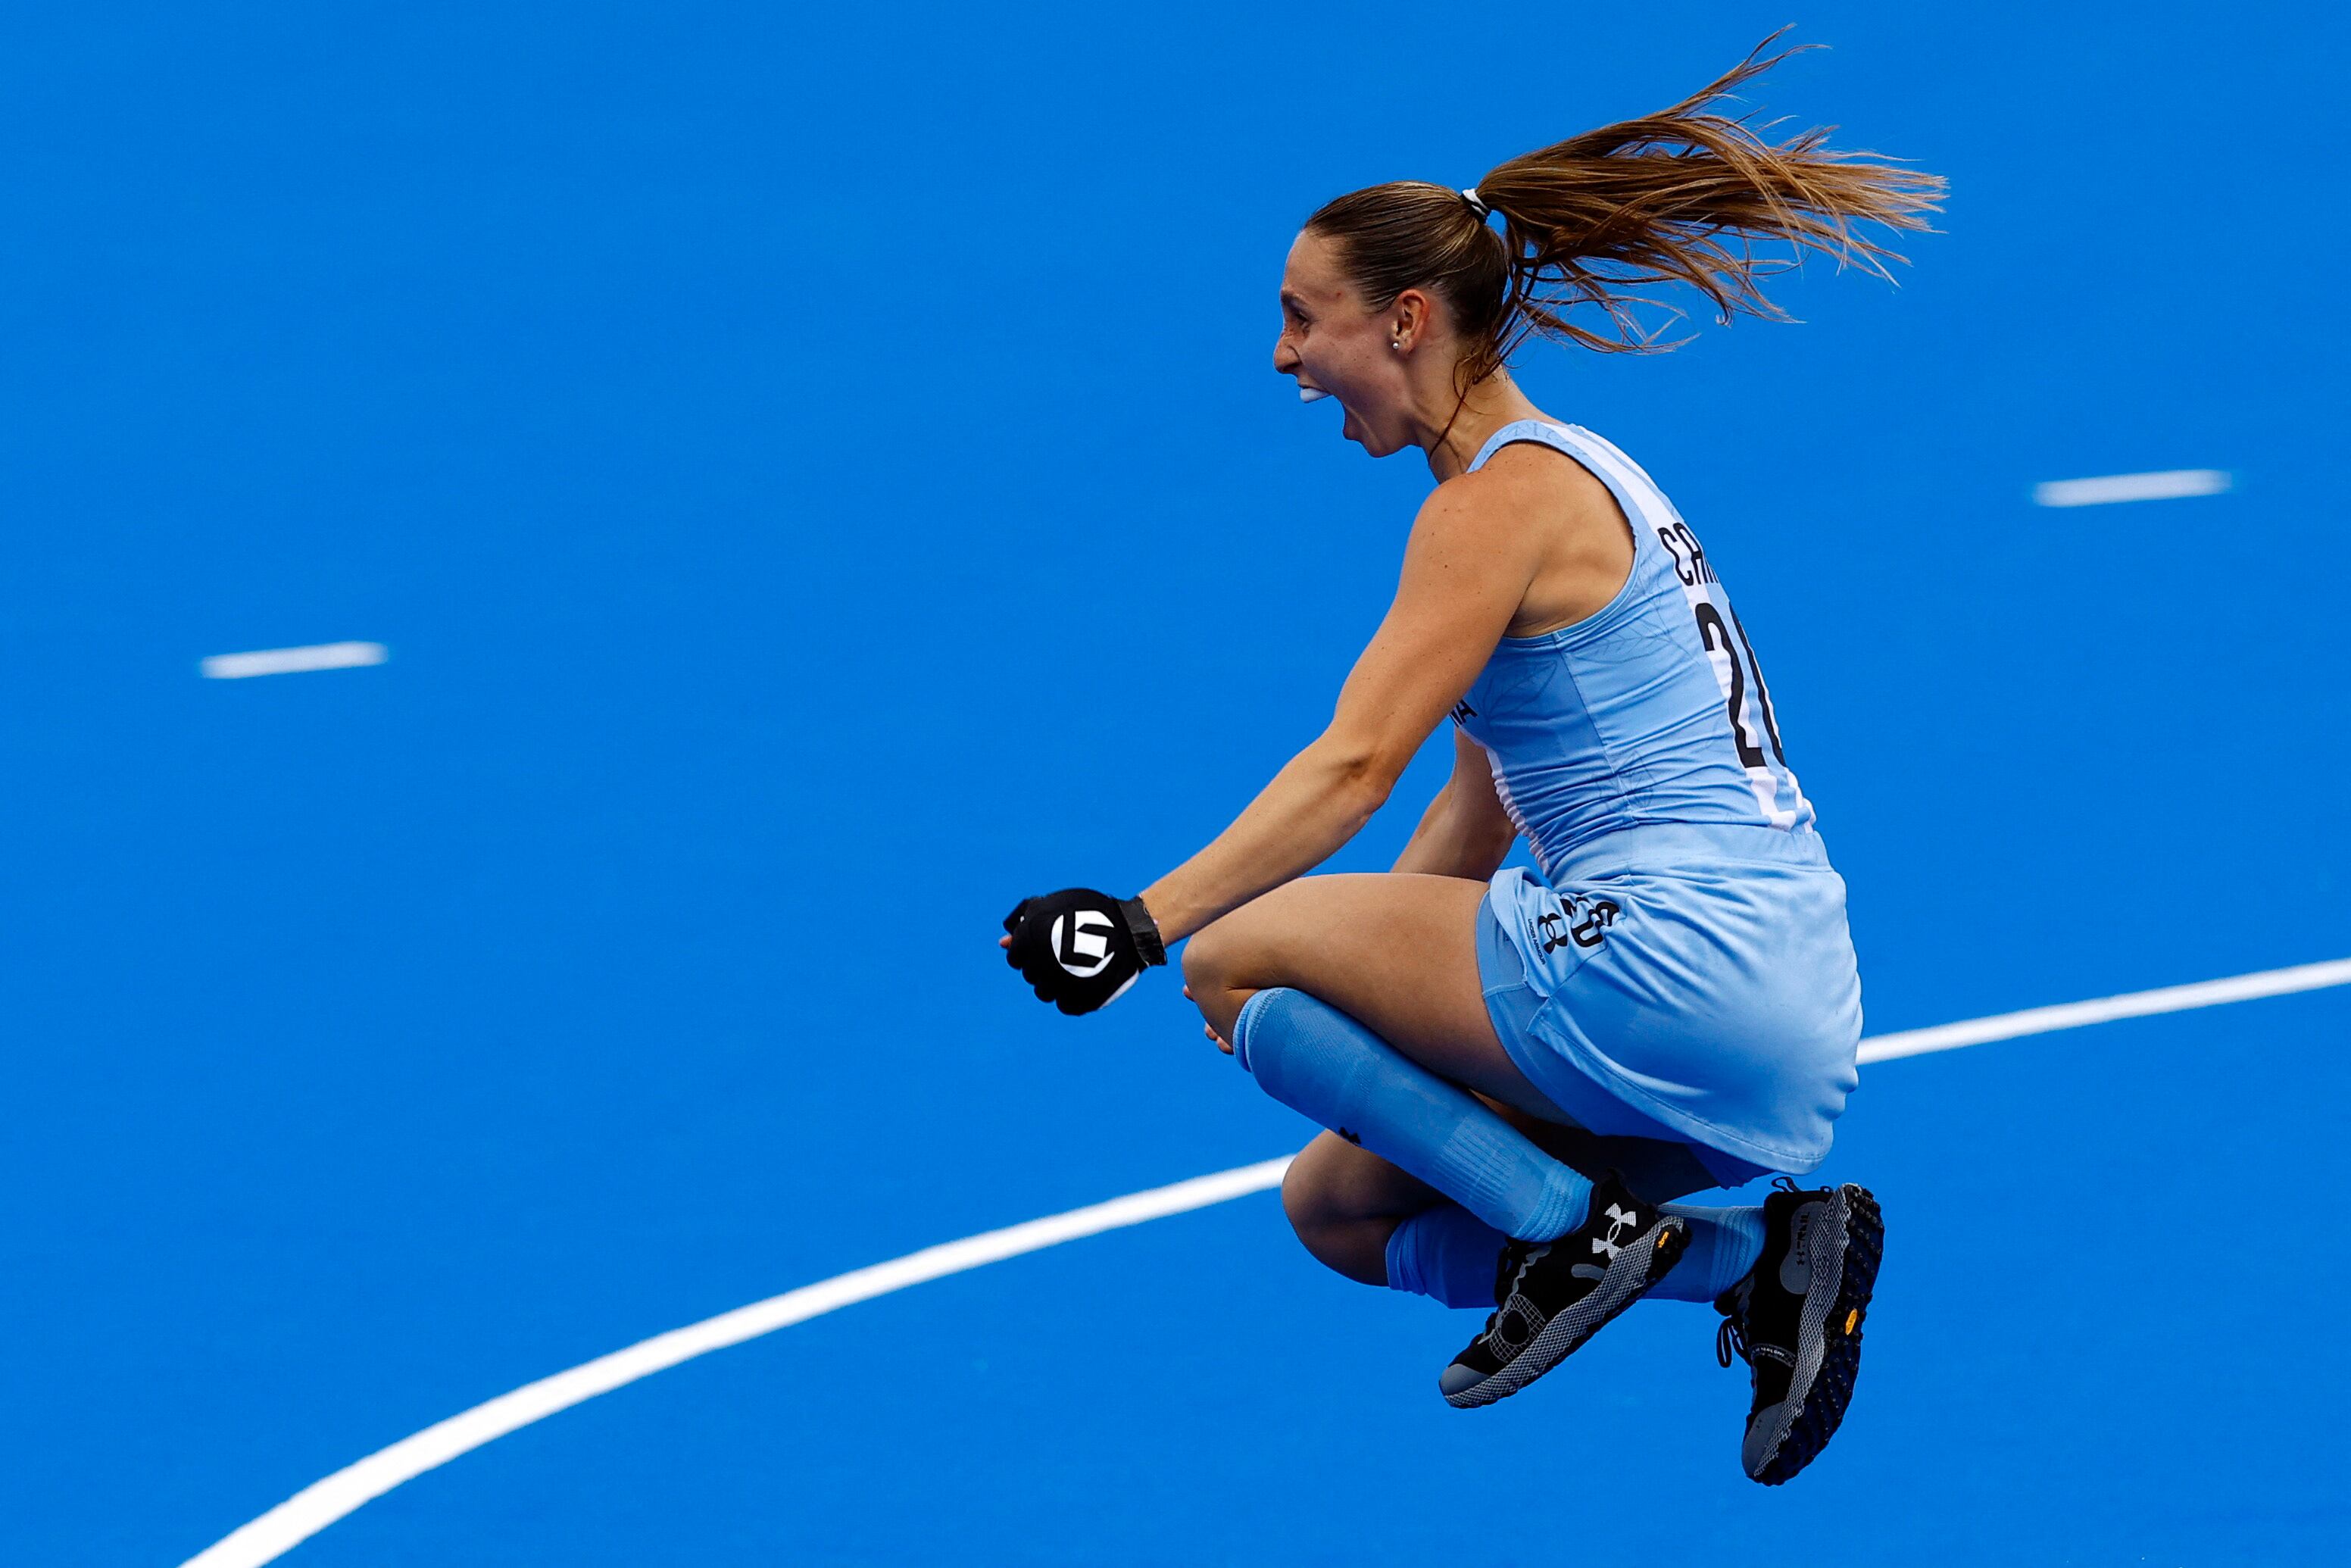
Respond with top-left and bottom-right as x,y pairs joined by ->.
1001,37 -> 1941,1483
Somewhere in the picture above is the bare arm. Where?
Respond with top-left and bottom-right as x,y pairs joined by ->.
1138,476 -> 1539,942
1389,724 -> 1519,879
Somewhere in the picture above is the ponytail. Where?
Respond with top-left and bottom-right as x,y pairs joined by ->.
1305,31 -> 1945,386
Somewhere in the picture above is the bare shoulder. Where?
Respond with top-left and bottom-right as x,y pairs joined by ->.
1463,439 -> 1623,529
1435,440 -> 1635,633
1411,442 -> 1571,533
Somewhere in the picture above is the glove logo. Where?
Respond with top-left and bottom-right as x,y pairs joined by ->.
1051,911 -> 1116,978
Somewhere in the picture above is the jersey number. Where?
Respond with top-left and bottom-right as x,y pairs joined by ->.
1692,601 -> 1786,770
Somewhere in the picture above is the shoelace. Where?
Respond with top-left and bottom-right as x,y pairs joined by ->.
1716,1310 -> 1750,1370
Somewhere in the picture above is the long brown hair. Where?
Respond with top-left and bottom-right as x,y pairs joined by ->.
1305,31 -> 1945,388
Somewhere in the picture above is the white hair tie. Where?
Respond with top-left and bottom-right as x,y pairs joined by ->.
1460,186 -> 1492,220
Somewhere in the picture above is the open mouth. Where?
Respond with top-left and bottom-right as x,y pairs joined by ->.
1297,384 -> 1331,403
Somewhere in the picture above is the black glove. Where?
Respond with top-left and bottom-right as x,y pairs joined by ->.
1002,888 -> 1167,1015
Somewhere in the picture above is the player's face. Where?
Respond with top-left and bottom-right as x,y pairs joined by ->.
1272,232 -> 1417,458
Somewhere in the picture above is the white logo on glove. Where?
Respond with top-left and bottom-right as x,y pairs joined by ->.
1051,911 -> 1116,977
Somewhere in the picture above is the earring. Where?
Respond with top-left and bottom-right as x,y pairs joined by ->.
1391,339 -> 1403,350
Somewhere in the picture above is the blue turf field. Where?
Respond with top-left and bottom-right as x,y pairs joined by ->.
4,3 -> 2348,1563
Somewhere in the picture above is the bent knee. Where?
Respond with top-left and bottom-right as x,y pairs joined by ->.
1179,917 -> 1235,998
1181,886 -> 1307,997
1279,1146 -> 1332,1237
1282,1134 -> 1416,1286
1182,914 -> 1276,1039
1280,1131 -> 1400,1232
1281,1151 -> 1355,1263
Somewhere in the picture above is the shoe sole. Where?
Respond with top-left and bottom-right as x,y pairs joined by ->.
1747,1184 -> 1882,1485
1444,1217 -> 1688,1410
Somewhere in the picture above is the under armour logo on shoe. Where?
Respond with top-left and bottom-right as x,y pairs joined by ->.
1051,911 -> 1115,977
1591,1202 -> 1638,1261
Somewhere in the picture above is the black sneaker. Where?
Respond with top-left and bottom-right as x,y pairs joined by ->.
1714,1179 -> 1884,1485
1440,1171 -> 1688,1409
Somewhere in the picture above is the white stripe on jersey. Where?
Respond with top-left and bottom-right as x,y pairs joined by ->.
1561,428 -> 1809,831
1481,745 -> 1550,879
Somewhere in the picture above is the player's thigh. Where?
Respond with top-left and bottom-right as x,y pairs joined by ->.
1184,871 -> 1554,1118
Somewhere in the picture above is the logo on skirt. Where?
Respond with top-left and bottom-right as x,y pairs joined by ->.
1534,896 -> 1620,954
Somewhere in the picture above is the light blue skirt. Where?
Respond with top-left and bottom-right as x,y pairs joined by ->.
1477,822 -> 1863,1176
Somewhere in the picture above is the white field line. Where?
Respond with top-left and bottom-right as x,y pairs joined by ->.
200,642 -> 388,679
179,955 -> 2351,1568
176,1160 -> 1293,1568
2032,470 -> 2231,507
1858,957 -> 2351,1063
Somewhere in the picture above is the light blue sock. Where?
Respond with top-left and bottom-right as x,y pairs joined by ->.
1649,1204 -> 1767,1302
1384,1204 -> 1509,1307
1232,987 -> 1592,1242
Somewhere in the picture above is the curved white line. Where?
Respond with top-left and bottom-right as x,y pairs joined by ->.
179,957 -> 2351,1567
176,1158 -> 1293,1568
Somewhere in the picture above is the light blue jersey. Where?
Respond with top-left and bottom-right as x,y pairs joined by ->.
1454,419 -> 1813,871
1457,420 -> 1862,1176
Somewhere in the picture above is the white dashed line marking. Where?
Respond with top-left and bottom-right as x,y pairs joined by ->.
2032,470 -> 2231,507
200,642 -> 389,679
